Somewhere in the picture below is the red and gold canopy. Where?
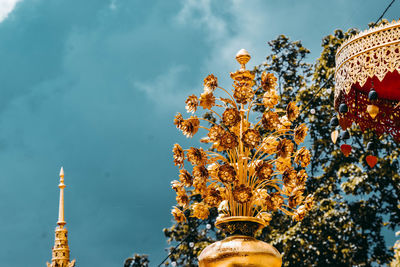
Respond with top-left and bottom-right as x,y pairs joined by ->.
335,20 -> 400,141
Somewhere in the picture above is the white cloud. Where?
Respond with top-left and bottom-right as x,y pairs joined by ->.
176,0 -> 228,42
175,0 -> 270,76
109,0 -> 117,10
132,65 -> 189,108
0,0 -> 21,23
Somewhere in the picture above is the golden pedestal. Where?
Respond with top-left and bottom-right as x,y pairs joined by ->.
198,217 -> 282,267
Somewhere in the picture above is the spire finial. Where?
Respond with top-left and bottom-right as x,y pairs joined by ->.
57,167 -> 66,226
235,49 -> 251,70
47,167 -> 76,267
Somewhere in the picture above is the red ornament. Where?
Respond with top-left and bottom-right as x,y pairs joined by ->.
366,155 -> 378,168
335,21 -> 400,142
340,144 -> 352,157
339,117 -> 353,130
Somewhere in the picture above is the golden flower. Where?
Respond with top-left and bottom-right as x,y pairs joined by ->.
253,189 -> 268,206
171,206 -> 186,223
293,205 -> 306,222
278,115 -> 292,130
304,194 -> 314,211
207,163 -> 219,179
193,165 -> 209,180
172,144 -> 185,168
222,108 -> 241,127
199,92 -> 215,110
181,116 -> 200,138
174,113 -> 184,130
208,125 -> 225,142
288,186 -> 304,208
192,202 -> 210,220
220,132 -> 238,150
233,84 -> 254,104
283,183 -> 296,196
231,70 -> 255,84
294,123 -> 308,145
233,184 -> 253,204
193,177 -> 207,194
261,136 -> 279,154
296,169 -> 308,186
262,89 -> 279,108
185,94 -> 198,113
255,161 -> 273,181
217,163 -> 237,183
242,129 -> 261,149
179,169 -> 193,187
286,101 -> 299,121
261,72 -> 277,91
275,157 -> 292,173
262,111 -> 280,131
294,147 -> 311,168
265,192 -> 284,211
187,147 -> 208,166
203,187 -> 223,207
282,168 -> 297,185
277,138 -> 294,158
217,186 -> 228,200
176,192 -> 189,208
204,74 -> 218,91
257,212 -> 273,225
171,180 -> 185,194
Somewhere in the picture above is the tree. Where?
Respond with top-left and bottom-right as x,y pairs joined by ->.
161,21 -> 399,266
123,254 -> 149,267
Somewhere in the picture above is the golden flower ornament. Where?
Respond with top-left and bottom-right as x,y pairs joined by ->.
170,49 -> 314,228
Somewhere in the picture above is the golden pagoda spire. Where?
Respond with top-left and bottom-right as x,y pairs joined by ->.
47,167 -> 76,267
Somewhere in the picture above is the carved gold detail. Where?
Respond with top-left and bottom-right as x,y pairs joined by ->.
46,167 -> 76,267
216,216 -> 266,236
335,19 -> 400,99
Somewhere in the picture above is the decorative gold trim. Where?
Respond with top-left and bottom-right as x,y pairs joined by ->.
215,216 -> 266,236
335,19 -> 400,99
216,216 -> 266,228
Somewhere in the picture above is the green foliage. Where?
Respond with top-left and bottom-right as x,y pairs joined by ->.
161,22 -> 399,266
162,195 -> 222,267
124,254 -> 149,267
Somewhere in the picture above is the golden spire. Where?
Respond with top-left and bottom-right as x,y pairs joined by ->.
47,167 -> 76,267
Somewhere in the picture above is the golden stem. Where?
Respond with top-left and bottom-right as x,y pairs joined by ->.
217,86 -> 237,108
199,117 -> 218,127
209,108 -> 223,120
199,126 -> 210,131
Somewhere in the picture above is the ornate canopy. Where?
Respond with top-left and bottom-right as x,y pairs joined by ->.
335,20 -> 400,141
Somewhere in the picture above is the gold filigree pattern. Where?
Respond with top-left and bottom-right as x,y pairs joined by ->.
335,19 -> 400,100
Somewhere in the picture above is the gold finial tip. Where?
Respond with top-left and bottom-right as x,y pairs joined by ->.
60,167 -> 64,178
235,49 -> 251,68
236,49 -> 250,57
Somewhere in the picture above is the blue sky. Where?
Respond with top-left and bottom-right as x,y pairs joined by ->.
0,0 -> 398,266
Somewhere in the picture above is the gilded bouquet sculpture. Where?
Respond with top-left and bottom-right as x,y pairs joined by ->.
170,50 -> 313,266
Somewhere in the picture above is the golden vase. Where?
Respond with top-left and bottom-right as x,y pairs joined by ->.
198,216 -> 282,267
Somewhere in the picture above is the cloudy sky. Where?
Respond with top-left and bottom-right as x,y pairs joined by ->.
0,0 -> 398,266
